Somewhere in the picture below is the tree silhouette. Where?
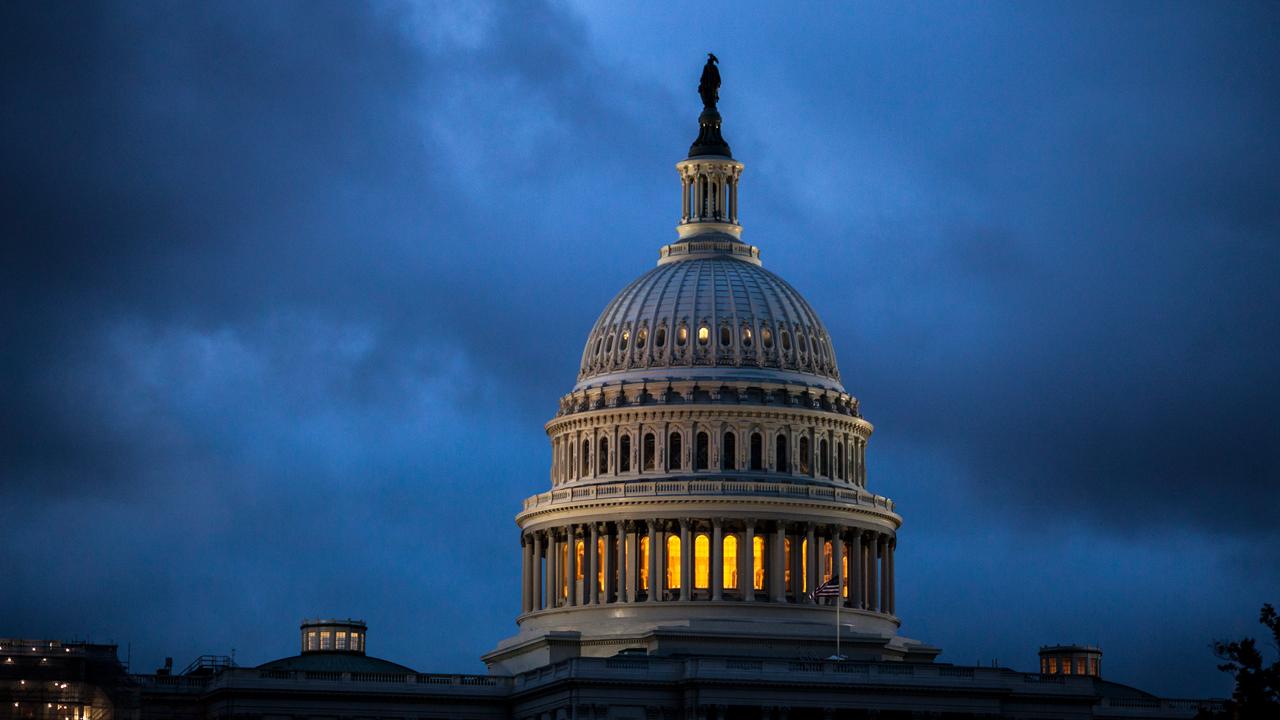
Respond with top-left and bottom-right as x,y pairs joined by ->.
1199,603 -> 1279,719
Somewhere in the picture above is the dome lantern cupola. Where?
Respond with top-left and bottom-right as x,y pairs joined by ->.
676,52 -> 745,242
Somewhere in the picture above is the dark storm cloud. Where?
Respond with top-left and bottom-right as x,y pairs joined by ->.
2,0 -> 1277,699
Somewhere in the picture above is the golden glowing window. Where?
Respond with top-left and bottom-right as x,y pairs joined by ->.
677,324 -> 688,346
336,631 -> 347,650
666,535 -> 681,589
753,535 -> 766,590
320,631 -> 332,650
784,538 -> 792,591
761,326 -> 773,349
636,327 -> 647,348
801,538 -> 808,592
698,325 -> 710,345
823,541 -> 833,581
307,631 -> 318,651
620,329 -> 629,350
1076,658 -> 1086,675
597,537 -> 606,591
741,326 -> 752,347
1063,659 -> 1072,675
695,534 -> 710,589
1089,657 -> 1099,675
723,535 -> 738,589
843,553 -> 849,597
576,540 -> 585,580
561,544 -> 569,597
350,633 -> 361,652
1048,658 -> 1058,673
640,536 -> 650,591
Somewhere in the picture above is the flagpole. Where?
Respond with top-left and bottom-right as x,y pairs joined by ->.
836,576 -> 841,659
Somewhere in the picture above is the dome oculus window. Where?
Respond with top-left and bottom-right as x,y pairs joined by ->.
620,329 -> 629,351
719,325 -> 731,347
761,327 -> 773,349
677,324 -> 689,347
698,324 -> 710,346
780,330 -> 792,352
741,326 -> 753,347
605,334 -> 614,353
636,327 -> 647,349
797,333 -> 808,354
655,326 -> 667,348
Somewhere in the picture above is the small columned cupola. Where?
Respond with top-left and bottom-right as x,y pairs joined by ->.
675,53 -> 747,244
299,618 -> 367,655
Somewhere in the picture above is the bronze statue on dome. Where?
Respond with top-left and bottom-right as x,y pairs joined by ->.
698,53 -> 720,109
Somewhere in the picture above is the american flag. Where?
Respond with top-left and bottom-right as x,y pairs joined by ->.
811,576 -> 841,599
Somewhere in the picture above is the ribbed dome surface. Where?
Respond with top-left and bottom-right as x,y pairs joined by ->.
576,250 -> 842,389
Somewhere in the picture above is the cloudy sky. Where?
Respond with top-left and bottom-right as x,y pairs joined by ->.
2,0 -> 1277,699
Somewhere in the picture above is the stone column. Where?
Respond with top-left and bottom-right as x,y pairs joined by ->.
588,523 -> 601,605
648,520 -> 662,603
679,519 -> 691,601
625,523 -> 639,603
521,534 -> 532,613
771,523 -> 786,603
547,531 -> 558,608
532,531 -> 544,611
616,521 -> 628,603
866,533 -> 879,612
804,523 -> 817,604
788,526 -> 803,603
742,519 -> 756,602
832,526 -> 844,607
602,522 -> 615,604
888,537 -> 896,615
711,519 -> 724,601
849,529 -> 862,610
567,524 -> 578,607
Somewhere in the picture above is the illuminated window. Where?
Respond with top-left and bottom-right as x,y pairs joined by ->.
721,431 -> 736,470
761,326 -> 773,349
561,544 -> 569,597
336,631 -> 347,650
667,535 -> 682,589
1041,658 -> 1047,674
581,439 -> 590,476
598,537 -> 606,591
620,329 -> 629,351
823,540 -> 833,581
698,324 -> 710,345
1089,657 -> 1099,676
801,538 -> 808,592
1076,658 -> 1085,675
619,434 -> 631,472
753,535 -> 766,590
598,437 -> 609,475
639,536 -> 650,591
695,431 -> 709,470
723,534 -> 738,589
695,534 -> 710,589
320,631 -> 332,650
643,433 -> 656,470
349,632 -> 361,652
576,540 -> 585,580
842,552 -> 849,597
784,538 -> 792,592
1063,658 -> 1072,675
750,433 -> 763,470
1048,658 -> 1058,673
799,437 -> 811,474
668,432 -> 682,470
775,435 -> 788,473
719,325 -> 731,346
307,631 -> 318,651
636,327 -> 647,349
677,324 -> 688,346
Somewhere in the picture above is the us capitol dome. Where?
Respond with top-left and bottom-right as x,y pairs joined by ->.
485,57 -> 938,674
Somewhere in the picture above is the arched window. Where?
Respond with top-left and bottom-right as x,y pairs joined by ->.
823,540 -> 833,582
695,431 -> 709,470
639,535 -> 650,591
723,534 -> 738,589
581,439 -> 591,477
719,325 -> 732,346
619,434 -> 632,473
799,436 -> 811,474
620,329 -> 629,351
798,333 -> 808,355
761,326 -> 773,349
819,438 -> 829,476
695,534 -> 710,589
722,431 -> 736,470
753,535 -> 766,590
781,330 -> 792,352
750,433 -> 763,470
598,437 -> 609,476
668,432 -> 682,470
636,327 -> 647,349
698,324 -> 710,346
643,433 -> 656,471
775,434 -> 789,473
666,535 -> 681,590
741,325 -> 752,347
677,324 -> 688,347
575,540 -> 585,580
655,326 -> 666,348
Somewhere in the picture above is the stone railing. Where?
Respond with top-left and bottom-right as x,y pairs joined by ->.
133,669 -> 511,694
521,478 -> 894,513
